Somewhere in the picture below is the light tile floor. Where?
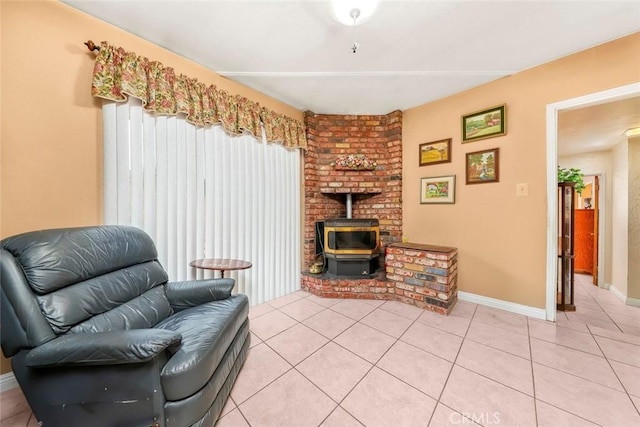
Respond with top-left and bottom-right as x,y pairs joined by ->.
2,274 -> 639,426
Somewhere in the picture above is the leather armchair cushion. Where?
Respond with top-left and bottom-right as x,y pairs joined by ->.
38,262 -> 168,334
68,286 -> 173,334
165,279 -> 235,312
2,226 -> 158,294
156,294 -> 249,401
0,249 -> 57,355
25,329 -> 182,367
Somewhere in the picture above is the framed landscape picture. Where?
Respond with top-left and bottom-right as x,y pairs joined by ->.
419,138 -> 452,166
462,104 -> 506,143
420,175 -> 456,204
465,148 -> 499,184
418,138 -> 451,166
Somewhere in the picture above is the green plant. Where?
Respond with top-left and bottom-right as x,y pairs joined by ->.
558,167 -> 585,194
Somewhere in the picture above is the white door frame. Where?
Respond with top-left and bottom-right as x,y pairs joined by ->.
545,82 -> 640,321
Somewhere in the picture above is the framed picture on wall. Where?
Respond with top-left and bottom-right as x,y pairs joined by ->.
420,175 -> 456,204
462,104 -> 506,143
419,138 -> 452,166
465,148 -> 500,184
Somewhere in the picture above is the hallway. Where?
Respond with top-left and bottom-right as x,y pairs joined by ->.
563,273 -> 640,337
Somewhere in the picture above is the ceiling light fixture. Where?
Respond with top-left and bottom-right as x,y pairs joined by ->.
623,127 -> 640,137
331,0 -> 380,54
350,8 -> 360,53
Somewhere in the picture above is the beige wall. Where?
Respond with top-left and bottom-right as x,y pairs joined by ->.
611,142 -> 629,298
0,0 -> 302,375
558,151 -> 613,286
403,32 -> 640,309
1,0 -> 302,239
628,137 -> 640,300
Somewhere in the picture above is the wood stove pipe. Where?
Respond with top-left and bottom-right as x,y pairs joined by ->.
346,193 -> 352,219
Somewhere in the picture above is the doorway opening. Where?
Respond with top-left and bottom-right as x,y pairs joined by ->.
545,82 -> 640,321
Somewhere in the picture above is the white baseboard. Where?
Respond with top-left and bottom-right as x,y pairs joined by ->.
609,285 -> 627,304
626,296 -> 640,307
458,291 -> 546,320
607,284 -> 640,307
0,372 -> 18,392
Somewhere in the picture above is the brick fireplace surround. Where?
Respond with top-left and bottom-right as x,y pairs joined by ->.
300,111 -> 457,315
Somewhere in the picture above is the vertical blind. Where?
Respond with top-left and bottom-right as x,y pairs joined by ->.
103,98 -> 301,305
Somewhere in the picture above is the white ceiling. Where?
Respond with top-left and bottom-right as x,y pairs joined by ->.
65,0 -> 640,116
64,0 -> 640,155
558,96 -> 640,157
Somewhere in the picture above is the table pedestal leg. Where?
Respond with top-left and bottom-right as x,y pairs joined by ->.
220,270 -> 225,278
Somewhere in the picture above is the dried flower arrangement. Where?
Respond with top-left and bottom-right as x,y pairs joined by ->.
331,154 -> 377,170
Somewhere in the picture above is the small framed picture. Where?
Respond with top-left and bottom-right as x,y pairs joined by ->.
419,138 -> 452,166
465,148 -> 500,184
462,104 -> 506,143
420,175 -> 456,204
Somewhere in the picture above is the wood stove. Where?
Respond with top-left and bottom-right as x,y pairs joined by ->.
321,218 -> 380,276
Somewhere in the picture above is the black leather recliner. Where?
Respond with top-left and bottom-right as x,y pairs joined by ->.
0,225 -> 250,427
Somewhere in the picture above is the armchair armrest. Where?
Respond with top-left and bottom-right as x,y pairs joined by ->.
25,329 -> 182,368
165,278 -> 235,311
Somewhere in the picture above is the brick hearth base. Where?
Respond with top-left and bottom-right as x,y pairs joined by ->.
301,243 -> 458,315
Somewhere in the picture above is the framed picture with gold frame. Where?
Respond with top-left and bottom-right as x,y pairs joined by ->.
419,138 -> 452,166
462,104 -> 506,143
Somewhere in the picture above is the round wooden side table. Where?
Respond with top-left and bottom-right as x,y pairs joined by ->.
189,258 -> 252,278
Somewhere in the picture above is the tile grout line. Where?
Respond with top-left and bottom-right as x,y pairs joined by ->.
331,303 -> 434,426
320,301 -> 543,425
245,298 -> 393,426
533,276 -> 640,426
396,329 -> 465,365
425,301 -> 479,427
310,302 -> 396,426
251,299 -> 328,342
586,324 -> 640,418
316,405 -> 365,427
234,400 -> 253,427
470,314 -> 531,336
463,329 -> 532,361
528,332 -> 610,359
236,306 -> 334,425
530,359 -> 632,395
231,295 -> 322,422
578,279 -> 626,333
526,317 -> 539,427
588,329 -> 640,347
232,359 -> 293,407
439,318 -> 541,398
529,312 -> 609,427
528,332 -> 604,358
8,289 -> 637,427
531,372 -> 623,425
305,301 -> 444,425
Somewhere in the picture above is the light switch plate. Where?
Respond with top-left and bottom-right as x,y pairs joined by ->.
516,183 -> 528,196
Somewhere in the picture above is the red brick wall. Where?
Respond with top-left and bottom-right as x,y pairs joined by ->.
303,111 -> 403,269
301,243 -> 458,315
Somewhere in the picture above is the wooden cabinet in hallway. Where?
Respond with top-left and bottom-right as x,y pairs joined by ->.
574,209 -> 594,274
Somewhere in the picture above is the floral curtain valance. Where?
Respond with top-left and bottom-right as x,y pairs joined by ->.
91,42 -> 307,150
